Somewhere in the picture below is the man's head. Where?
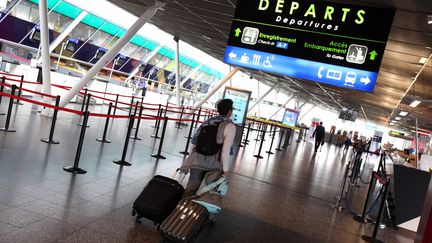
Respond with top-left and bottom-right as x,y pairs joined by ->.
320,121 -> 323,126
217,99 -> 233,117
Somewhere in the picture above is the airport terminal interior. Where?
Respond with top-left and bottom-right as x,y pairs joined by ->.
0,0 -> 431,242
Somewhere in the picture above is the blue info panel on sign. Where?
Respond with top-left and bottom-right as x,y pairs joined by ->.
224,45 -> 378,93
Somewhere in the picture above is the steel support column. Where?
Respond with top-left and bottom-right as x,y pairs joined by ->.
180,64 -> 202,87
268,95 -> 294,120
248,82 -> 279,113
59,1 -> 165,107
48,10 -> 87,54
191,67 -> 239,110
174,37 -> 181,107
38,0 -> 52,115
125,44 -> 162,83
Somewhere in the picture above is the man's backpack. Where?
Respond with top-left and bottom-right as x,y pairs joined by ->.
196,122 -> 222,156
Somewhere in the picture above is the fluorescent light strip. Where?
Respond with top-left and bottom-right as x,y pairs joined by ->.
385,52 -> 432,124
399,111 -> 408,116
395,117 -> 402,120
409,100 -> 421,107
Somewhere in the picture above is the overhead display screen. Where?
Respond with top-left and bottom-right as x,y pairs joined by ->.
223,87 -> 252,125
65,38 -> 79,52
224,0 -> 395,93
282,108 -> 299,127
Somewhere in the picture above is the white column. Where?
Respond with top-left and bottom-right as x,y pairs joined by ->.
268,95 -> 294,120
38,0 -> 52,115
180,64 -> 202,87
247,82 -> 279,113
59,1 -> 165,107
191,67 -> 239,110
174,37 -> 181,107
48,10 -> 87,54
125,44 -> 162,83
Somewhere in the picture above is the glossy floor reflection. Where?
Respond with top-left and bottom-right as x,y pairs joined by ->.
0,100 -> 415,242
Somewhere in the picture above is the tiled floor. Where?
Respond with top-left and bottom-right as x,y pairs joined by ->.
0,98 -> 416,242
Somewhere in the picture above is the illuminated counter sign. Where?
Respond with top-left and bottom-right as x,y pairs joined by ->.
224,0 -> 395,93
223,87 -> 252,125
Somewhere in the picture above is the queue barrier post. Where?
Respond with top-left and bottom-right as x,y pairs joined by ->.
265,126 -> 276,154
253,126 -> 266,159
361,178 -> 391,243
180,112 -> 196,155
195,108 -> 201,128
151,116 -> 168,160
63,111 -> 90,174
131,103 -> 143,140
275,128 -> 285,151
354,172 -> 379,223
0,84 -> 17,132
113,94 -> 119,116
113,115 -> 135,166
151,108 -> 163,139
176,107 -> 184,129
243,123 -> 251,145
282,129 -> 291,148
78,93 -> 91,127
79,88 -> 88,113
238,123 -> 245,147
96,102 -> 112,143
0,76 -> 6,115
329,163 -> 350,211
255,123 -> 262,141
13,75 -> 24,105
152,104 -> 161,128
41,95 -> 61,144
128,96 -> 135,116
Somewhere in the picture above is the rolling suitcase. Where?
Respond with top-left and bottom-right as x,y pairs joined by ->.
132,175 -> 184,225
159,200 -> 209,243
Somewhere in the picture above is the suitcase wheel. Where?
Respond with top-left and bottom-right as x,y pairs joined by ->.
132,208 -> 136,216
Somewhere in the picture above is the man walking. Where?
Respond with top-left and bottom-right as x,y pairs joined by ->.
180,99 -> 236,198
312,121 -> 325,153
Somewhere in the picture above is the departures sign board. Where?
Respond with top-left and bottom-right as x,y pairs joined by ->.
224,0 -> 395,93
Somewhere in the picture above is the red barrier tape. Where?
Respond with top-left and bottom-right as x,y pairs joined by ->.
0,91 -> 202,123
1,72 -> 219,114
0,72 -> 23,78
0,82 -> 57,99
0,91 -> 83,115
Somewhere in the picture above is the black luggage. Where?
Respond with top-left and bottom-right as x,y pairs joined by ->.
132,175 -> 184,225
159,200 -> 209,243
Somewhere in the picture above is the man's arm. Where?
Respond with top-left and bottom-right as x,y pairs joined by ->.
312,127 -> 317,138
221,123 -> 236,173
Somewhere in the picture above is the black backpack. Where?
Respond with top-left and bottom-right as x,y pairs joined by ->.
196,122 -> 223,156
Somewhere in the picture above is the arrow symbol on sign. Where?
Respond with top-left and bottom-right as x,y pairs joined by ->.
228,51 -> 237,59
360,76 -> 371,85
369,50 -> 378,60
234,28 -> 242,37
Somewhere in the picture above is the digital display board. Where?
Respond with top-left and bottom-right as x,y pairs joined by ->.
65,38 -> 79,52
95,47 -> 107,59
223,87 -> 252,125
224,0 -> 395,93
338,107 -> 359,121
282,108 -> 299,127
115,54 -> 127,67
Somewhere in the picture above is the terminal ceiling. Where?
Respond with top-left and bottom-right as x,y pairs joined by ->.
108,0 -> 432,131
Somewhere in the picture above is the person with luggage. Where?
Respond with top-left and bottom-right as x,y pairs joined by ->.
312,121 -> 325,154
180,98 -> 236,198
